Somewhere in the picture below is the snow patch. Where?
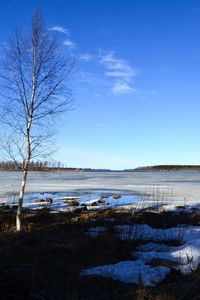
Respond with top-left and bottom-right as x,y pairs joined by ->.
136,239 -> 200,274
81,260 -> 170,286
115,224 -> 200,242
81,224 -> 200,285
85,226 -> 107,237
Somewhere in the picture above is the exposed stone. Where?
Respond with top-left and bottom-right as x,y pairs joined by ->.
73,206 -> 88,213
46,198 -> 53,204
98,199 -> 106,204
65,200 -> 79,206
91,201 -> 99,206
112,194 -> 121,199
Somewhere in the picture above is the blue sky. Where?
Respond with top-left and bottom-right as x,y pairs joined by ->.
1,0 -> 200,169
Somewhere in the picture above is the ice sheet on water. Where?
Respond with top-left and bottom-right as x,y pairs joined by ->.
2,191 -> 141,212
2,170 -> 200,209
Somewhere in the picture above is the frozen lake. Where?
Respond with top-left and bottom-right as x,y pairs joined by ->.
0,170 -> 200,207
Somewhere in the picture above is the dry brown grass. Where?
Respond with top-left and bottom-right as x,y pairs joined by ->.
1,208 -> 200,299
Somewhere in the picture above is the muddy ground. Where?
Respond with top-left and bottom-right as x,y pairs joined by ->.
1,208 -> 200,299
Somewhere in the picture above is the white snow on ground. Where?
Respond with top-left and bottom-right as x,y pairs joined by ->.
81,260 -> 170,286
85,226 -> 107,237
81,224 -> 200,285
115,224 -> 200,242
135,239 -> 200,275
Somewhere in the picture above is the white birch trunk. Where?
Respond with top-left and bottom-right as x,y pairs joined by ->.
16,115 -> 32,231
16,124 -> 31,231
16,169 -> 28,231
16,32 -> 36,231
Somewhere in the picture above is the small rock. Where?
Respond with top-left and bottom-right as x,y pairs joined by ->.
98,199 -> 106,204
112,194 -> 121,199
66,200 -> 79,206
46,198 -> 53,204
71,217 -> 80,222
91,201 -> 99,206
74,206 -> 88,213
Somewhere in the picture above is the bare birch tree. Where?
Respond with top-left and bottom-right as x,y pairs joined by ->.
0,11 -> 73,231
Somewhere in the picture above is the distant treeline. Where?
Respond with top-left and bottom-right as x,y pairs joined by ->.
135,165 -> 200,171
0,160 -> 88,172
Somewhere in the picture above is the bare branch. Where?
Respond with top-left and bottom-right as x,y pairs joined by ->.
0,10 -> 74,231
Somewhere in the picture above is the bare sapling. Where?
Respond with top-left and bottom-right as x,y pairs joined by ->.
0,10 -> 74,231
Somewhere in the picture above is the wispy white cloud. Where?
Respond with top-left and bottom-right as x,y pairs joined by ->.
99,51 -> 137,95
63,39 -> 76,49
49,26 -> 69,35
99,51 -> 137,81
105,70 -> 136,80
112,81 -> 136,95
79,53 -> 93,61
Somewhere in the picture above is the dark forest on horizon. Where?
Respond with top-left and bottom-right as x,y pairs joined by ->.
1,161 -> 200,172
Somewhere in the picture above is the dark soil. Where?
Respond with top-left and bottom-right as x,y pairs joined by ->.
0,208 -> 200,299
